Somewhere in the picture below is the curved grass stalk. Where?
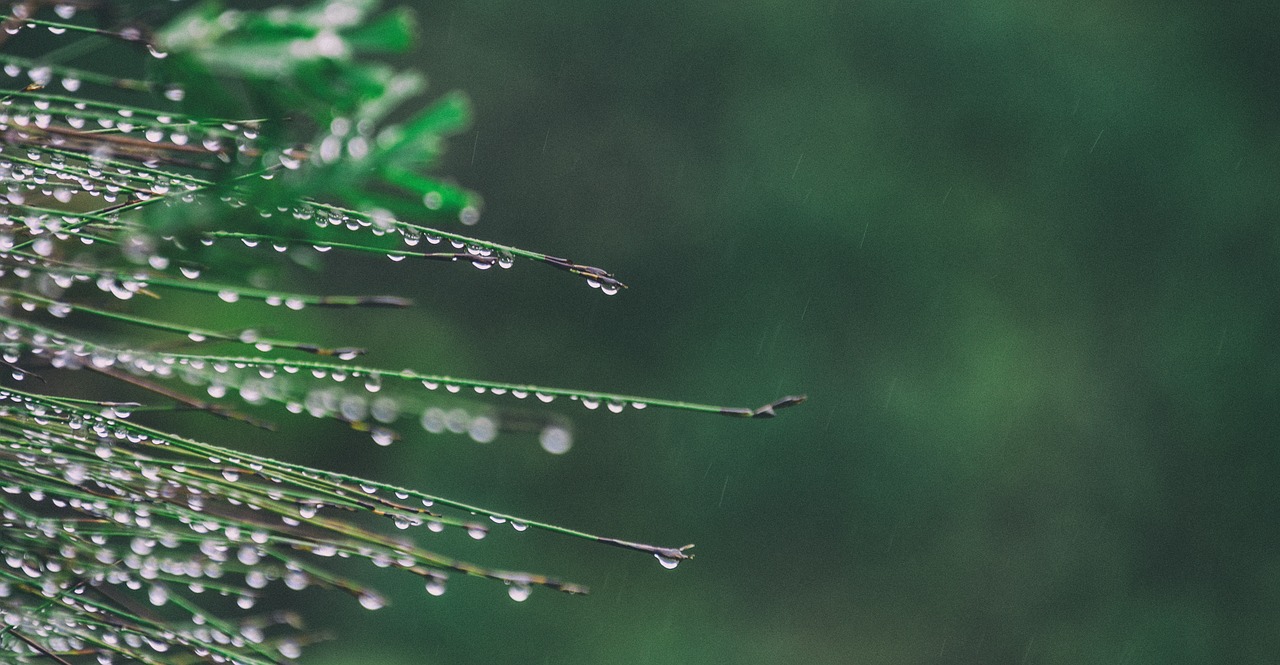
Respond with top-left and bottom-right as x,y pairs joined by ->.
0,291 -> 368,357
0,252 -> 413,309
0,53 -> 155,92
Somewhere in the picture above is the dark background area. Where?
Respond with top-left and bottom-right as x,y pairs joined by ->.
155,2 -> 1280,663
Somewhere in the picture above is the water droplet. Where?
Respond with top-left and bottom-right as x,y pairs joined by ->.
507,583 -> 531,602
425,576 -> 447,596
468,417 -> 497,443
358,592 -> 385,610
467,525 -> 487,540
539,425 -> 572,455
148,585 -> 169,606
655,554 -> 680,570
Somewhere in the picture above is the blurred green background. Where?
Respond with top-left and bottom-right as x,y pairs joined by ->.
221,1 -> 1278,663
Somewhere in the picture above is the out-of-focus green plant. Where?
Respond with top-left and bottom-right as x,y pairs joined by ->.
0,1 -> 801,662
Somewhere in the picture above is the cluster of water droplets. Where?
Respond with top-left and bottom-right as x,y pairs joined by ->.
0,96 -> 249,163
0,4 -> 711,663
0,394 -> 314,660
0,379 -> 606,662
0,299 -> 661,456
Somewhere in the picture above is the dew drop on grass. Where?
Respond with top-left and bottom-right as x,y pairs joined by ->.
459,206 -> 480,225
467,417 -> 497,443
278,641 -> 303,659
467,525 -> 487,540
508,584 -> 531,602
655,554 -> 680,570
357,592 -> 385,610
539,425 -> 572,455
425,577 -> 446,596
371,428 -> 394,447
